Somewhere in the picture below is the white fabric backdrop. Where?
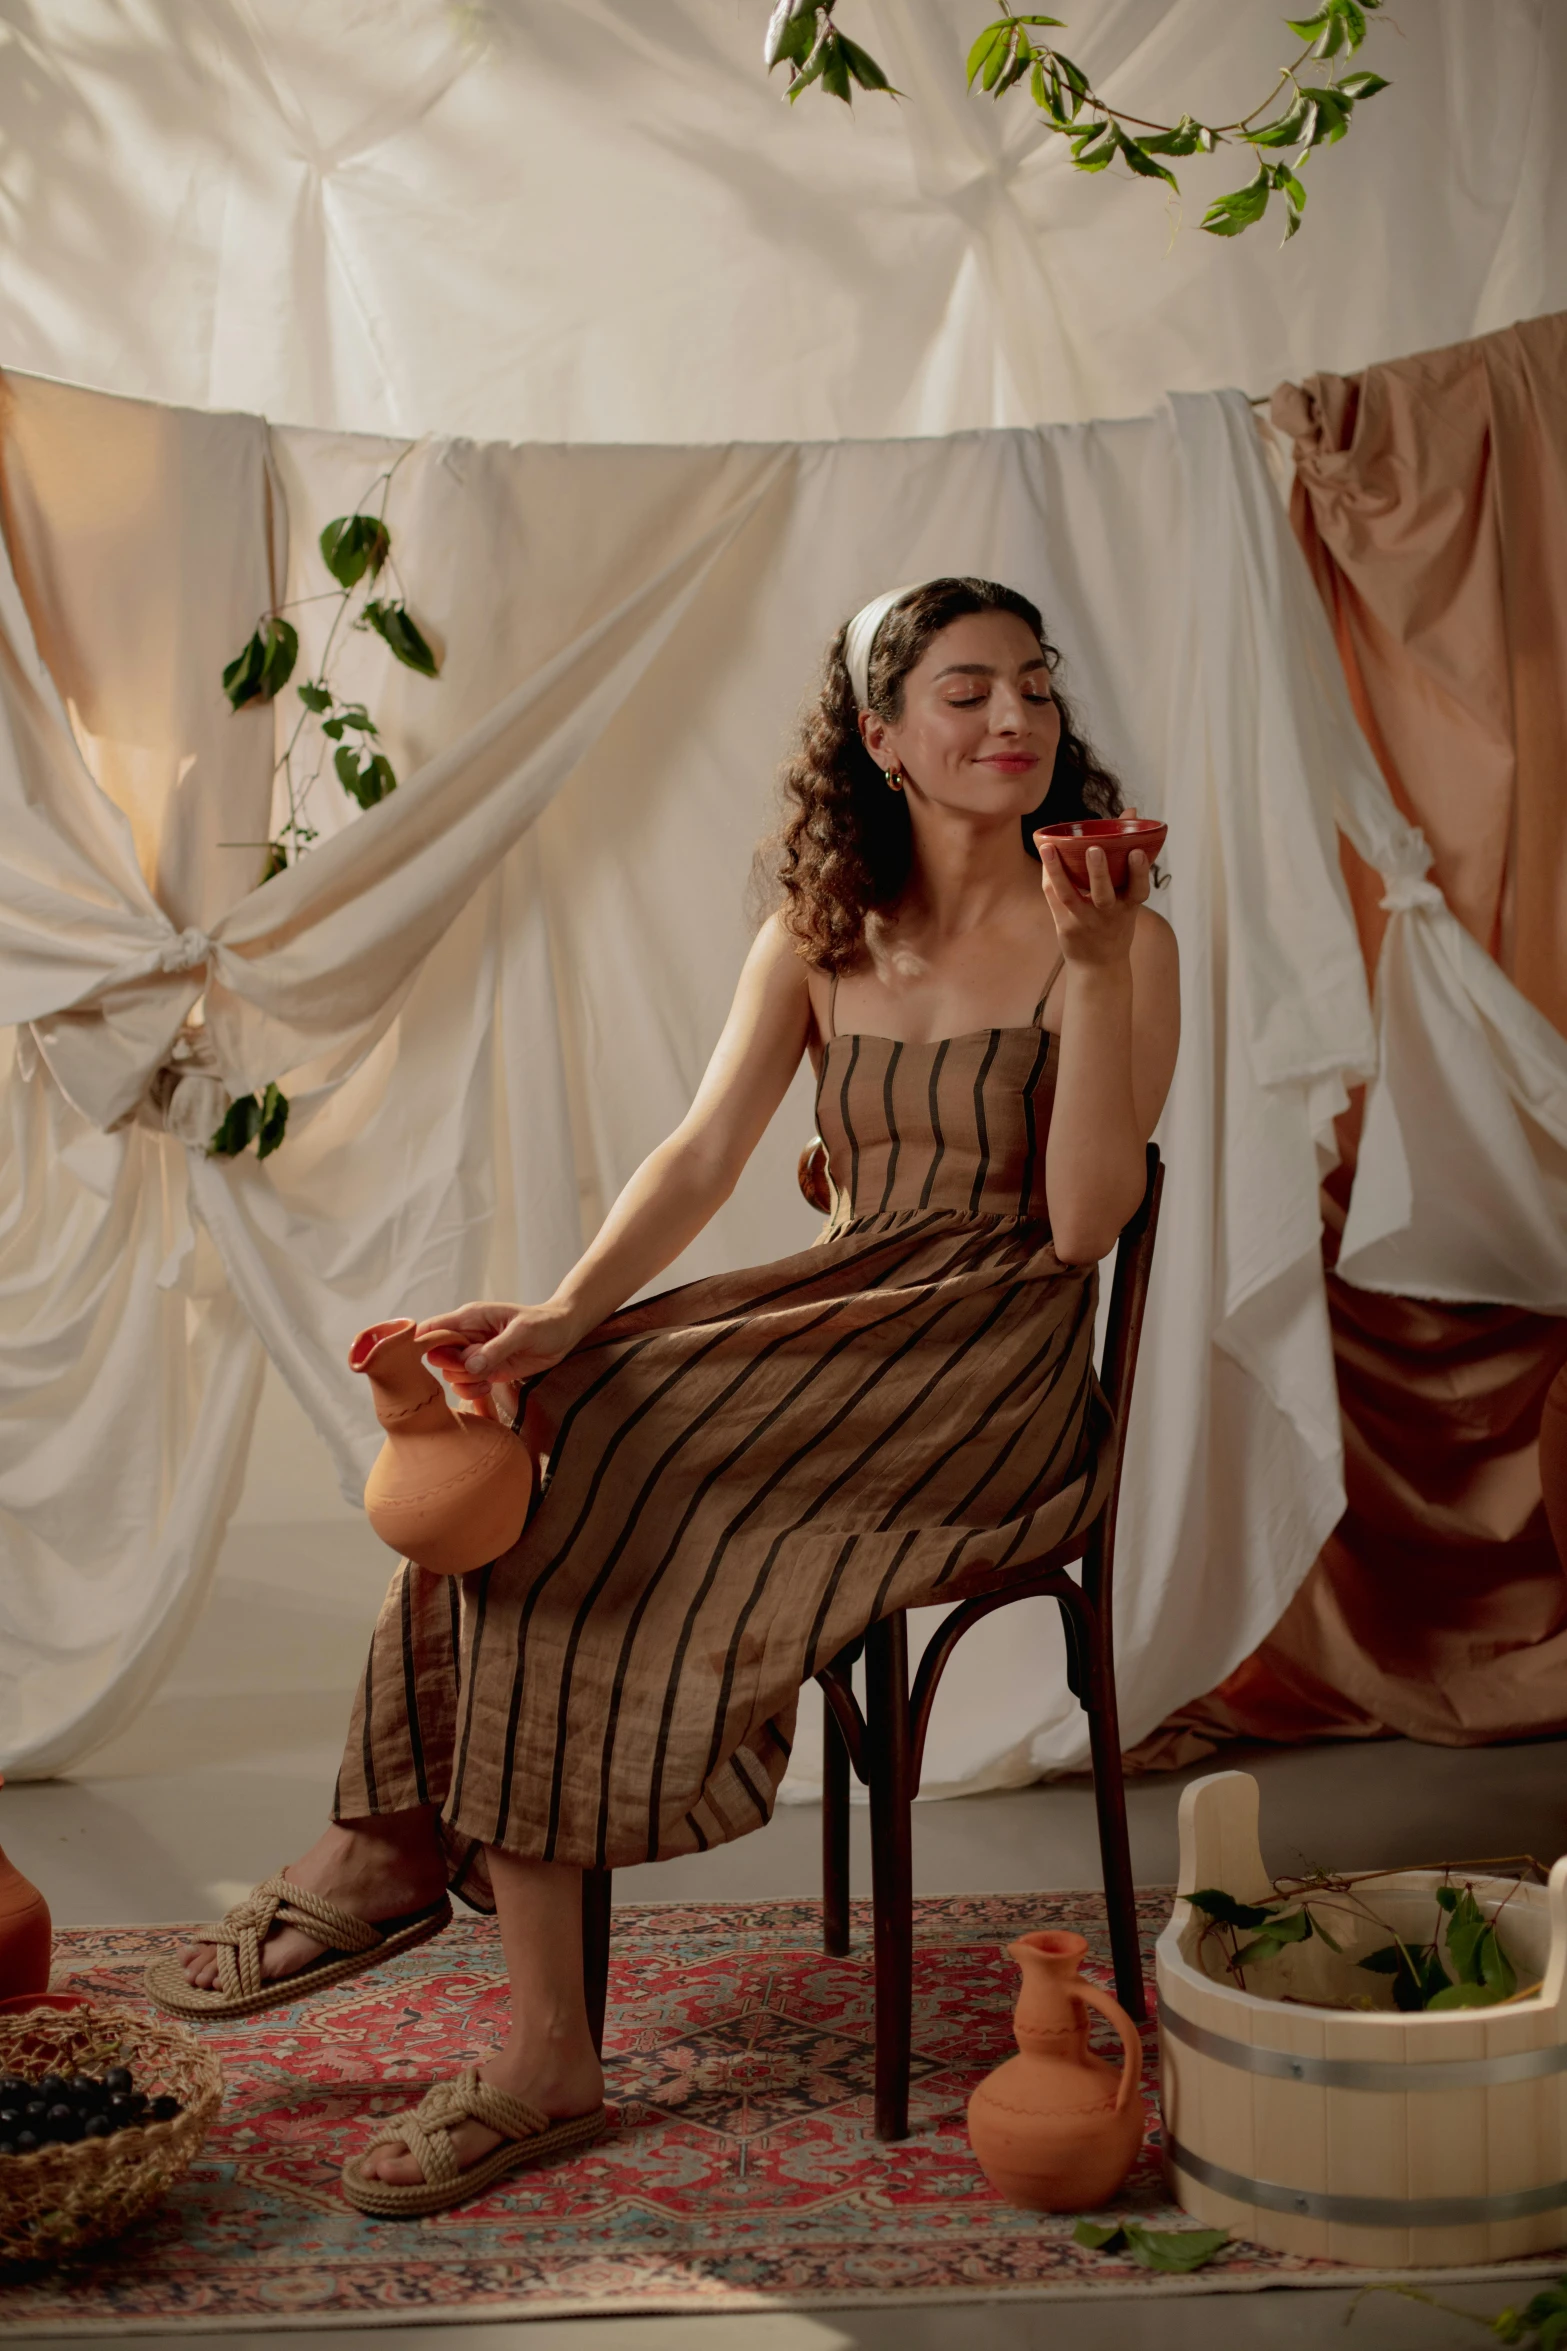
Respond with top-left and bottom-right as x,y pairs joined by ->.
8,362 -> 1563,1793
0,3 -> 1563,447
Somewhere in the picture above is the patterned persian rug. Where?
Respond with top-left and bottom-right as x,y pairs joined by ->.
3,1892 -> 1562,2331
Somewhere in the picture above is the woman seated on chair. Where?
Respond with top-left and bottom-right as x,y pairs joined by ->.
150,576 -> 1180,2213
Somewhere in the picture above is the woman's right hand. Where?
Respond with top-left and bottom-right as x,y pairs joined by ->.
413,1301 -> 582,1403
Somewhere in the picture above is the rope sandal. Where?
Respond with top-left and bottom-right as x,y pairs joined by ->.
341,2065 -> 607,2217
143,1874 -> 452,2020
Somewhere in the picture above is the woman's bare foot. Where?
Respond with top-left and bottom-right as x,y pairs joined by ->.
178,1809 -> 447,1990
356,2035 -> 605,2186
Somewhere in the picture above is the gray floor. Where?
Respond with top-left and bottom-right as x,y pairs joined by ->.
0,2286 -> 1542,2351
9,1711 -> 1566,1931
5,1519 -> 1567,2347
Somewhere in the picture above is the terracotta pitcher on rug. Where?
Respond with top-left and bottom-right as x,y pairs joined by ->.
351,1319 -> 534,1577
966,1930 -> 1144,2211
0,1780 -> 52,2001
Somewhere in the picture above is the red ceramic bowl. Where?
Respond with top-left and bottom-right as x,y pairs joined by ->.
1036,816 -> 1167,893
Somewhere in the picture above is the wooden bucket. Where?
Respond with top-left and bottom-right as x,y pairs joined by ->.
1156,1770 -> 1567,2266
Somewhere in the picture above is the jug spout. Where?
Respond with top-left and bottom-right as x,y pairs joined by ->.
349,1319 -> 445,1425
1011,1929 -> 1091,2051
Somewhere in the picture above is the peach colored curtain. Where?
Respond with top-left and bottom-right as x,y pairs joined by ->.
1281,310 -> 1567,1024
1139,312 -> 1567,1768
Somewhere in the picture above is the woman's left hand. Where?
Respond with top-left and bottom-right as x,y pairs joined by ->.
1035,830 -> 1150,968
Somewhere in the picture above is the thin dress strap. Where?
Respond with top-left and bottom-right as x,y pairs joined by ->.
1031,954 -> 1066,1027
824,972 -> 839,1044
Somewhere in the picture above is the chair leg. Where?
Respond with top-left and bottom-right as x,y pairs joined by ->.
1078,1600 -> 1146,2024
822,1691 -> 851,1956
581,1866 -> 612,2058
864,1613 -> 913,2141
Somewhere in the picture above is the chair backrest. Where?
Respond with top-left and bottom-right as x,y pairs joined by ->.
1099,1142 -> 1164,1435
798,1135 -> 832,1215
879,1139 -> 1166,1785
1084,1141 -> 1164,1597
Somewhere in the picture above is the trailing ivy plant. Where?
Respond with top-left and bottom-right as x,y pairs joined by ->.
765,0 -> 1391,244
212,454 -> 441,1161
1188,1874 -> 1530,2012
1359,2273 -> 1567,2345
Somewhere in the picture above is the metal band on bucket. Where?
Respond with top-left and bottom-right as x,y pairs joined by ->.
1165,2135 -> 1567,2229
1161,2001 -> 1567,2091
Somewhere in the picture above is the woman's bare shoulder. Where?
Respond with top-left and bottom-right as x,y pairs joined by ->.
751,908 -> 839,1052
751,907 -> 813,985
742,909 -> 819,1018
1131,903 -> 1178,973
754,906 -> 798,958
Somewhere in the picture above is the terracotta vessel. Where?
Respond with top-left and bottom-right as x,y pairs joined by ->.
966,1929 -> 1144,2212
0,1780 -> 52,2001
1036,816 -> 1167,894
350,1318 -> 533,1577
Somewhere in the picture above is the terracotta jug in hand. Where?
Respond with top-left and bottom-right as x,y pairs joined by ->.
0,1779 -> 52,2000
351,1319 -> 534,1577
967,1930 -> 1144,2211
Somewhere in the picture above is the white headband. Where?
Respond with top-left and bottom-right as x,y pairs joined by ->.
844,582 -> 924,712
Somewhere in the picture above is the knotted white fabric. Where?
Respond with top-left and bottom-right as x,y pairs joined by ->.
1377,857 -> 1446,917
153,930 -> 217,975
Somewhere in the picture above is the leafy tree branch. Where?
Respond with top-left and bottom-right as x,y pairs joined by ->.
765,0 -> 1391,243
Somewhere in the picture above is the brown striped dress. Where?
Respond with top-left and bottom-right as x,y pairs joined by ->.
335,961 -> 1112,1889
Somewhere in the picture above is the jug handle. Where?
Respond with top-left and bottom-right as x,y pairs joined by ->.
1072,1979 -> 1143,2114
418,1326 -> 502,1424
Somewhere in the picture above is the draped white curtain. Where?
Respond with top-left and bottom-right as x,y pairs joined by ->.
0,374 -> 791,1769
2,4 -> 1562,445
6,366 -> 1565,1788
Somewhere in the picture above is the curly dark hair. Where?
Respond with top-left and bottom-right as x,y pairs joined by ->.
761,577 -> 1124,973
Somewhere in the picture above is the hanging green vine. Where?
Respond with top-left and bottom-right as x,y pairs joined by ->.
766,0 -> 1390,244
211,456 -> 442,1160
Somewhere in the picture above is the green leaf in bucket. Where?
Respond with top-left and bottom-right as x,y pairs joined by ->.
1187,1889 -> 1274,1931
1427,1981 -> 1507,2012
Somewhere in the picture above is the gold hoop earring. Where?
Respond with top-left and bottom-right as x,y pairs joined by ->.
884,768 -> 904,793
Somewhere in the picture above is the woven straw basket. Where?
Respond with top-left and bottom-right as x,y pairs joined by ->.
0,2001 -> 223,2263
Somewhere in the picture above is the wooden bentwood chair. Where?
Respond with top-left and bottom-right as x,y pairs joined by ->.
579,1141 -> 1164,2144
